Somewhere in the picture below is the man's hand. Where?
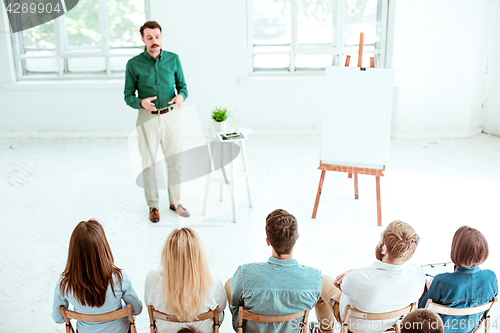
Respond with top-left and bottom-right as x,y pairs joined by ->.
168,94 -> 184,113
141,96 -> 157,111
334,269 -> 355,290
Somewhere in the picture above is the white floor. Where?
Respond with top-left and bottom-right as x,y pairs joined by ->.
1,134 -> 500,332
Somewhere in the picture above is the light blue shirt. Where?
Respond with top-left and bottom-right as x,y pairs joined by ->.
52,270 -> 143,333
230,256 -> 322,333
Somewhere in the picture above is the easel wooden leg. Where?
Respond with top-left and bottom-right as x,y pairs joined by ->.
348,173 -> 352,178
354,173 -> 359,199
312,170 -> 326,218
376,176 -> 381,226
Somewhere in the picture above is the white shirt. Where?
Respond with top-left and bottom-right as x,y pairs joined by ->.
144,269 -> 226,333
339,261 -> 425,333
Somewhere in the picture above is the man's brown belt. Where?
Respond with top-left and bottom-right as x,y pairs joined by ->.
151,106 -> 174,114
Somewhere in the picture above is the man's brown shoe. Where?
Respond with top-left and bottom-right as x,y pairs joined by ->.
149,207 -> 160,223
169,204 -> 190,217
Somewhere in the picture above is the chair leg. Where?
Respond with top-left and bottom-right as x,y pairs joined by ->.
202,175 -> 211,215
240,140 -> 253,208
230,160 -> 238,223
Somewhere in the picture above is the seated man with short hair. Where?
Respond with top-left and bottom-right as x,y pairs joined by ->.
401,309 -> 444,333
227,209 -> 322,332
315,220 -> 426,333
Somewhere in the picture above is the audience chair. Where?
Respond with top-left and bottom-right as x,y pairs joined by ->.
147,305 -> 220,333
237,306 -> 310,333
425,297 -> 497,333
59,304 -> 137,333
342,303 -> 416,333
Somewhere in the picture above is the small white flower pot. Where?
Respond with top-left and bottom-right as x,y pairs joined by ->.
215,121 -> 226,132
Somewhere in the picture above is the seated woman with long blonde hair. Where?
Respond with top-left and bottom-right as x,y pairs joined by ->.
145,228 -> 226,332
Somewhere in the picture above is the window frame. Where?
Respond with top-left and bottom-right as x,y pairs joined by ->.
247,0 -> 390,75
10,0 -> 150,80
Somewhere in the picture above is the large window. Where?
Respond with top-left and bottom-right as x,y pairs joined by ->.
11,0 -> 147,79
249,0 -> 389,73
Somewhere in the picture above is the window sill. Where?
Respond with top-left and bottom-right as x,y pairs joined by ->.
1,79 -> 125,90
239,74 -> 326,86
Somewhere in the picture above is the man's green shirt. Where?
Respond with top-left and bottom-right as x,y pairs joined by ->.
124,49 -> 188,110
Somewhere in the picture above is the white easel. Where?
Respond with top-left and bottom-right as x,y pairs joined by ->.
202,128 -> 253,222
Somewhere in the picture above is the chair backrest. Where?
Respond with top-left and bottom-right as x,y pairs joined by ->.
147,305 -> 220,333
425,297 -> 497,333
342,303 -> 416,333
59,303 -> 137,333
237,306 -> 310,333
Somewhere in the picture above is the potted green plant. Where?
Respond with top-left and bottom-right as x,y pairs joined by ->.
212,107 -> 228,132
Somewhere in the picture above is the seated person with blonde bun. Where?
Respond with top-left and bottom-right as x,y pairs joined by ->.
145,228 -> 226,333
419,226 -> 498,333
315,220 -> 425,333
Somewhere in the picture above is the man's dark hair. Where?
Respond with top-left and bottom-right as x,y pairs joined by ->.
265,209 -> 298,256
140,21 -> 162,37
177,325 -> 201,333
401,309 -> 444,333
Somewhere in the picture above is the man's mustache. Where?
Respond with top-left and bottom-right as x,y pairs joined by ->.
152,44 -> 159,48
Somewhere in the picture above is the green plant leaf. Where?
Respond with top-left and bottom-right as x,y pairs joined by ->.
212,107 -> 228,122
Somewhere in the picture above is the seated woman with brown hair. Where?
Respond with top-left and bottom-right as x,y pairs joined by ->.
419,226 -> 498,333
145,228 -> 226,332
52,219 -> 143,333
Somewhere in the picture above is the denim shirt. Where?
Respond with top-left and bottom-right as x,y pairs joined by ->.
230,257 -> 322,333
419,266 -> 498,333
52,271 -> 143,333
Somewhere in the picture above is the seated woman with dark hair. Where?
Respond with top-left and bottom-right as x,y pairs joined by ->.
419,226 -> 498,333
52,219 -> 143,333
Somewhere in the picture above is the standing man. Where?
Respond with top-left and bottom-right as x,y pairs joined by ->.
124,21 -> 189,222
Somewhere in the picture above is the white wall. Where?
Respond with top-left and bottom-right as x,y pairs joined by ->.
390,0 -> 496,139
0,0 -> 323,135
0,0 -> 497,137
0,7 -> 15,83
484,1 -> 500,136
